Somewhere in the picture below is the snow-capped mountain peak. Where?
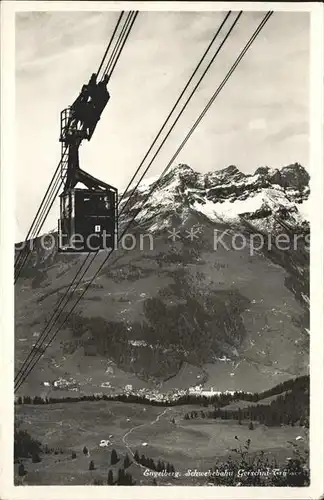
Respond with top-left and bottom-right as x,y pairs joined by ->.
124,162 -> 310,233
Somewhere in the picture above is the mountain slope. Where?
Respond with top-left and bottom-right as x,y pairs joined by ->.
15,162 -> 310,396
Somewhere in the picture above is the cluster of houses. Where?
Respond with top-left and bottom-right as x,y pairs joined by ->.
43,378 -> 250,403
121,384 -> 248,402
188,384 -> 244,397
42,377 -> 78,390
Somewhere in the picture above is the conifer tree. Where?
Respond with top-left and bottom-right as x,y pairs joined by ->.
107,470 -> 113,485
18,463 -> 26,477
117,468 -> 125,485
111,448 -> 118,465
32,452 -> 41,463
123,453 -> 131,468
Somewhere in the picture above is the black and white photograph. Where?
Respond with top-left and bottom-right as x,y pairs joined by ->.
0,1 -> 323,498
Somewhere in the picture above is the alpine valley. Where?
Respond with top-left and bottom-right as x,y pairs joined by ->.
14,162 -> 311,486
15,162 -> 310,398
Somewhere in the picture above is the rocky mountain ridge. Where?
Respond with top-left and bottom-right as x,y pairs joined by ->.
15,162 -> 310,396
122,162 -> 309,235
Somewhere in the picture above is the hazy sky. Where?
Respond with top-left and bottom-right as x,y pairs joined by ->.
15,10 -> 310,240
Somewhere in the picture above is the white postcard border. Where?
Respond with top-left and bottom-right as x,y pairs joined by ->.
0,2 -> 323,499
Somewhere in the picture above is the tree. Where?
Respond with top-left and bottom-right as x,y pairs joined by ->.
111,448 -> 118,465
134,450 -> 140,462
107,470 -> 114,485
93,478 -> 103,485
89,460 -> 95,470
71,451 -> 77,459
14,427 -> 42,460
148,458 -> 156,470
116,468 -> 135,485
18,463 -> 26,477
117,468 -> 125,485
124,453 -> 131,468
249,421 -> 254,430
32,452 -> 41,463
83,445 -> 88,456
124,471 -> 134,485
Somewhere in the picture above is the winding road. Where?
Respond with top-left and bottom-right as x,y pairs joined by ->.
122,407 -> 171,469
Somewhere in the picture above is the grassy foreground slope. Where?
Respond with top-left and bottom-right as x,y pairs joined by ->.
15,393 -> 309,486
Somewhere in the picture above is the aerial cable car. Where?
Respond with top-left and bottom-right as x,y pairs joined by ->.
58,73 -> 117,253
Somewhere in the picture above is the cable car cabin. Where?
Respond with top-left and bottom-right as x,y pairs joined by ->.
58,188 -> 117,253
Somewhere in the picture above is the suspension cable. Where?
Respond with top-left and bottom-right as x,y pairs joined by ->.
119,11 -> 242,217
14,14 -> 141,384
101,11 -> 134,79
15,11 -> 273,392
14,11 -> 234,389
118,10 -> 232,207
14,13 -> 136,283
105,12 -> 139,81
14,153 -> 66,282
96,11 -> 125,79
14,151 -> 65,268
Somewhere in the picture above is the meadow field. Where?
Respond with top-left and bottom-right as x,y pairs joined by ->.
15,400 -> 307,485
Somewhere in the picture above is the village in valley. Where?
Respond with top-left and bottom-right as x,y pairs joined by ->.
37,377 -> 246,404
